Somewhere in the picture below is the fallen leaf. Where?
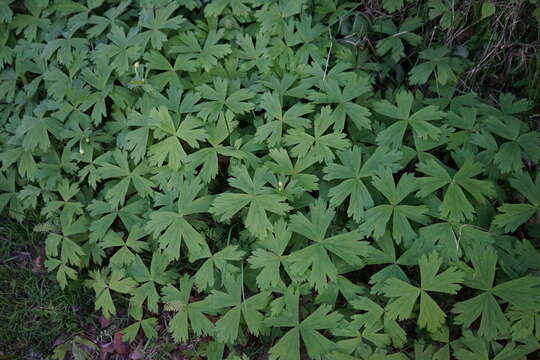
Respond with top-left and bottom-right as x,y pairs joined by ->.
129,346 -> 145,360
100,341 -> 114,360
31,255 -> 45,273
99,316 -> 112,329
113,332 -> 130,354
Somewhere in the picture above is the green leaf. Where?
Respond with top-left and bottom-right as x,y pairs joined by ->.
148,106 -> 207,170
171,29 -> 232,71
248,218 -> 292,290
481,1 -> 496,20
374,90 -> 446,147
409,46 -> 464,85
98,150 -> 154,207
416,158 -> 495,222
360,170 -> 428,243
383,252 -> 463,332
193,245 -> 244,290
284,106 -> 351,164
493,171 -> 540,232
255,91 -> 313,146
287,199 -> 371,291
85,269 -> 137,318
196,78 -> 255,122
161,275 -> 215,342
323,146 -> 402,221
308,74 -> 372,131
452,245 -> 540,339
206,274 -> 269,343
146,178 -> 213,260
128,253 -> 176,317
211,166 -> 291,239
266,288 -> 343,360
383,0 -> 404,13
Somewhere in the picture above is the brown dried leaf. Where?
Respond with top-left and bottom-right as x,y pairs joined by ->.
113,332 -> 130,355
99,316 -> 112,329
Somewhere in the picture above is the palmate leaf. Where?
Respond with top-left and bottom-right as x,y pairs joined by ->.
170,29 -> 232,71
98,150 -> 154,208
206,274 -> 270,343
11,9 -> 51,41
195,78 -> 255,122
493,171 -> 540,232
451,330 -> 539,360
193,245 -> 244,291
139,2 -> 185,50
373,17 -> 423,62
161,274 -> 215,342
41,179 -> 83,224
255,0 -> 302,37
452,245 -> 540,340
265,147 -> 319,191
80,59 -> 116,124
411,342 -> 450,360
0,168 -> 24,222
417,220 -> 493,263
316,274 -> 366,308
0,0 -> 13,23
409,46 -> 465,85
5,0 -> 540,355
211,165 -> 292,239
287,199 -> 371,291
248,218 -> 292,290
93,25 -> 141,75
15,113 -> 63,152
128,252 -> 176,318
287,13 -> 327,64
99,225 -> 149,269
507,305 -> 540,341
86,1 -> 130,38
148,106 -> 207,170
262,72 -> 312,99
359,170 -> 429,244
143,51 -> 197,90
374,90 -> 446,148
266,288 -> 343,360
41,36 -> 88,66
44,215 -> 88,288
308,74 -> 372,131
85,268 -> 138,318
348,296 -> 407,349
204,0 -> 253,17
187,114 -> 245,183
284,106 -> 350,164
366,232 -> 434,294
323,146 -> 402,221
0,145 -> 38,180
473,116 -> 540,174
383,252 -> 463,332
87,197 -> 147,242
146,178 -> 213,261
416,158 -> 495,222
254,91 -> 313,146
122,317 -> 158,342
236,31 -> 271,72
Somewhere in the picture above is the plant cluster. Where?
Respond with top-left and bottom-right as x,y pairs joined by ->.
0,0 -> 540,359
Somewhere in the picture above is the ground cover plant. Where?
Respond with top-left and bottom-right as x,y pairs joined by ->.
1,0 -> 540,359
